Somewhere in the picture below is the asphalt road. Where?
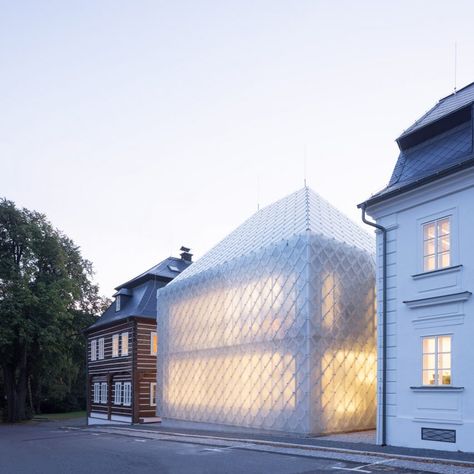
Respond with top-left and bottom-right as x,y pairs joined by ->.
0,421 -> 435,474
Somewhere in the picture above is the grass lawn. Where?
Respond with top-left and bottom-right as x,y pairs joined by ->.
34,411 -> 86,420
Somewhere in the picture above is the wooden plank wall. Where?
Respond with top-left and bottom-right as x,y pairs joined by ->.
136,320 -> 158,419
87,318 -> 157,421
87,321 -> 134,418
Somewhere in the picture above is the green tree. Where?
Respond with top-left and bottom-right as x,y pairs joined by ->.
0,199 -> 105,422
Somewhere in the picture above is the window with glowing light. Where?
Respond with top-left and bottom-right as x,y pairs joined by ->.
112,334 -> 119,357
423,217 -> 451,272
422,335 -> 451,385
150,332 -> 157,355
121,332 -> 129,356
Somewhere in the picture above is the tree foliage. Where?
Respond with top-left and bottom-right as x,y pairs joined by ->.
0,199 -> 107,421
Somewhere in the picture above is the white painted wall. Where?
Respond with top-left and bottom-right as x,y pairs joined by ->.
368,168 -> 474,452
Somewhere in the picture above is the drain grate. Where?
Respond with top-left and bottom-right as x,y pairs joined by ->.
421,427 -> 456,443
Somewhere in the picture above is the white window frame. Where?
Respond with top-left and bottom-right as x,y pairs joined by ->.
121,332 -> 129,356
98,337 -> 105,360
150,382 -> 157,407
116,295 -> 121,312
100,382 -> 108,404
114,382 -> 122,405
422,216 -> 451,272
91,340 -> 97,361
422,335 -> 452,386
123,382 -> 132,406
93,382 -> 100,403
112,334 -> 119,358
150,332 -> 157,355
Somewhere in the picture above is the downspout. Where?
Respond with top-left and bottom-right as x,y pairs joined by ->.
361,204 -> 387,446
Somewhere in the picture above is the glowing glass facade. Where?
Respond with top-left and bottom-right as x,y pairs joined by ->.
157,188 -> 376,434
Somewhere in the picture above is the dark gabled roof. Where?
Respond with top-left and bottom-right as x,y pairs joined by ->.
360,82 -> 474,209
115,256 -> 190,290
85,255 -> 192,333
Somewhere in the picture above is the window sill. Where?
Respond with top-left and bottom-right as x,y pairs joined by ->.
403,291 -> 471,308
411,265 -> 463,280
410,386 -> 464,392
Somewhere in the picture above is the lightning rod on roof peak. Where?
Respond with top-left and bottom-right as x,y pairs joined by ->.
454,41 -> 458,94
303,144 -> 307,188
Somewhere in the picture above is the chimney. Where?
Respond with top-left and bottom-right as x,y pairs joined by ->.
180,246 -> 193,262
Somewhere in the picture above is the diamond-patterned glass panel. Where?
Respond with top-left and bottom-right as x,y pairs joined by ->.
157,188 -> 376,435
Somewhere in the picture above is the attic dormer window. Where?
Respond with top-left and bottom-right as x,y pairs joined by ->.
116,295 -> 121,312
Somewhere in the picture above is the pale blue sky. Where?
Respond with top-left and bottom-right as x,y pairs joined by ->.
2,1 -> 474,295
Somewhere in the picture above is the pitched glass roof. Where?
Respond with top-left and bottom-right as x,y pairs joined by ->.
171,187 -> 373,283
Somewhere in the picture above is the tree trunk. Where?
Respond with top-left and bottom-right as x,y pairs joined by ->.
1,353 -> 29,422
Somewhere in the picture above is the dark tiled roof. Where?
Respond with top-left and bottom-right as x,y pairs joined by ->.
361,83 -> 474,208
115,257 -> 191,290
400,82 -> 474,137
385,122 -> 472,192
86,256 -> 192,332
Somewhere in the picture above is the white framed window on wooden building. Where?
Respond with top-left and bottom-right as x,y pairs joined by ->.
150,332 -> 157,355
114,382 -> 122,405
91,340 -> 97,361
422,335 -> 452,385
98,337 -> 105,360
121,332 -> 129,356
123,382 -> 132,406
100,382 -> 108,404
423,217 -> 451,272
112,334 -> 119,357
93,383 -> 100,403
150,382 -> 157,406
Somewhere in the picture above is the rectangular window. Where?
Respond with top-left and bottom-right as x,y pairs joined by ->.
123,382 -> 132,406
100,382 -> 108,404
114,382 -> 122,405
93,383 -> 100,403
121,332 -> 129,356
423,217 -> 451,272
150,382 -> 157,406
91,340 -> 97,361
422,335 -> 452,385
150,332 -> 158,355
116,295 -> 121,312
112,334 -> 119,357
98,337 -> 105,359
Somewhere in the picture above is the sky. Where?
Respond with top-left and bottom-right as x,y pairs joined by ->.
2,1 -> 474,296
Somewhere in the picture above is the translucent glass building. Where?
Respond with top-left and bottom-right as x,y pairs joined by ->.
157,187 -> 376,435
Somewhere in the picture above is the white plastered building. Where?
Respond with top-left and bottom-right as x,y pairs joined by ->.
361,82 -> 474,451
157,187 -> 376,435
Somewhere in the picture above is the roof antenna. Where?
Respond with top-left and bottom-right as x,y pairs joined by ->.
454,41 -> 457,94
303,144 -> 307,188
257,175 -> 260,211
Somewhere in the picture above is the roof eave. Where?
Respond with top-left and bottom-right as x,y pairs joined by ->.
358,156 -> 474,210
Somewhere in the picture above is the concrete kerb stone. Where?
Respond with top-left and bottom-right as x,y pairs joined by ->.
77,425 -> 474,471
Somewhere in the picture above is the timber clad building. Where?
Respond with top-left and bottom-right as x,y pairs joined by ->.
84,248 -> 192,424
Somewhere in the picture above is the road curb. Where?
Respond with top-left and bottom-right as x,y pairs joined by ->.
81,425 -> 474,469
